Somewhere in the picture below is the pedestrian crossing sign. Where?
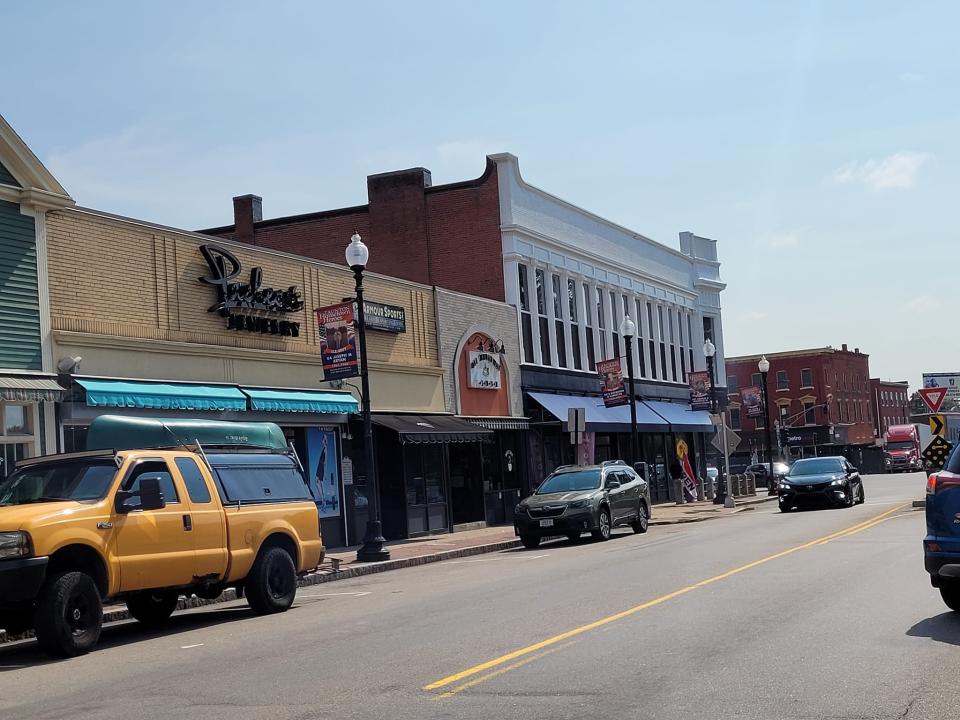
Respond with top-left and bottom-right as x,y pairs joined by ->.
922,435 -> 953,469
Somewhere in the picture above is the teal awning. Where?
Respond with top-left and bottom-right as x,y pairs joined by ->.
242,388 -> 359,414
77,378 -> 247,412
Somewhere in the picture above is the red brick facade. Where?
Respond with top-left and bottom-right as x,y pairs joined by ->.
200,159 -> 505,301
725,344 -> 874,458
870,379 -> 910,437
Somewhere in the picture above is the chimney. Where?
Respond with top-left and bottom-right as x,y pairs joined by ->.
365,168 -> 433,285
842,343 -> 848,352
232,194 -> 263,245
854,347 -> 860,354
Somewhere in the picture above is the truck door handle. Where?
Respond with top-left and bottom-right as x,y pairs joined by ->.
182,514 -> 192,531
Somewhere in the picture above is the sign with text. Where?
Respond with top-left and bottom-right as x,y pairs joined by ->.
362,301 -> 406,333
924,373 -> 960,406
741,386 -> 763,418
920,386 -> 948,414
688,371 -> 712,412
597,358 -> 628,408
316,302 -> 359,380
199,244 -> 303,336
468,351 -> 502,390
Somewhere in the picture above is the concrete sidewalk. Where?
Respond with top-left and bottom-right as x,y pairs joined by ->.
0,493 -> 774,644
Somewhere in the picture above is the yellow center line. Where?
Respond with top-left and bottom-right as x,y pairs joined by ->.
423,503 -> 908,693
436,641 -> 578,699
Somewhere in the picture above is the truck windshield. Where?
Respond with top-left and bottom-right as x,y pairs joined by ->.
887,441 -> 915,450
0,460 -> 117,506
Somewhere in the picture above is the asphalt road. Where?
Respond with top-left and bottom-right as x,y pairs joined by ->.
1,472 -> 954,720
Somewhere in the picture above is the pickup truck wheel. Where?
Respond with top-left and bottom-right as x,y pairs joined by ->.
126,591 -> 179,627
34,571 -> 102,657
245,546 -> 297,615
941,580 -> 960,611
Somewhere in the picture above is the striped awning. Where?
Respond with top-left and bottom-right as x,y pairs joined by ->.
0,375 -> 64,402
460,416 -> 530,431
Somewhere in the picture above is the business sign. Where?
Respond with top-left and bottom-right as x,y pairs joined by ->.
919,386 -> 948,414
923,373 -> 960,406
468,350 -> 502,390
362,301 -> 406,333
688,371 -> 712,412
198,244 -> 303,336
307,428 -> 341,518
597,358 -> 628,408
741,386 -> 763,418
316,302 -> 359,380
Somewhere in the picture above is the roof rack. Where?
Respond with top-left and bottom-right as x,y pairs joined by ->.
16,449 -> 117,469
601,460 -> 628,467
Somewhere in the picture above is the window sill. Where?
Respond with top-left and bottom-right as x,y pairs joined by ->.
776,388 -> 790,392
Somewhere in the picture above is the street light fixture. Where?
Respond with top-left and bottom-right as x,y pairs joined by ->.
758,355 -> 776,496
619,316 -> 639,469
346,232 -> 390,562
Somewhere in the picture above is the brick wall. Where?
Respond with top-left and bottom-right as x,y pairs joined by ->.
870,379 -> 910,436
201,159 -> 504,301
46,208 -> 439,369
726,346 -> 874,447
435,287 -> 522,418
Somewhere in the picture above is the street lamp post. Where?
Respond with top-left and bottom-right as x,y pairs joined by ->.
619,316 -> 639,468
758,355 -> 775,495
704,339 -> 734,508
347,233 -> 390,562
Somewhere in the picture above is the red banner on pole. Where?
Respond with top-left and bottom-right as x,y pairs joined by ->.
597,358 -> 629,408
688,371 -> 712,411
316,302 -> 359,380
741,386 -> 763,418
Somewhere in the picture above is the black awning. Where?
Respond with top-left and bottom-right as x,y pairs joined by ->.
372,414 -> 493,444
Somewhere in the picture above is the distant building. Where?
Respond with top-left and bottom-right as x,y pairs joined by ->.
869,379 -> 910,437
725,344 -> 873,465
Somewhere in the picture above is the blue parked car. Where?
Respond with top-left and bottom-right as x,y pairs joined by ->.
924,447 -> 960,610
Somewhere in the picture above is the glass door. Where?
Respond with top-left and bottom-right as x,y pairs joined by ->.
403,444 -> 449,536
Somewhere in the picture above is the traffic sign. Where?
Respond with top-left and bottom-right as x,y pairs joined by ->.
930,414 -> 946,438
711,425 -> 741,454
922,435 -> 953,469
920,387 -> 948,413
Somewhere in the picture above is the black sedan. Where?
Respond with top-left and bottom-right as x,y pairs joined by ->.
778,456 -> 865,512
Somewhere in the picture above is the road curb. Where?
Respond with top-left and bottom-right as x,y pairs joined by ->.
0,496 -> 777,645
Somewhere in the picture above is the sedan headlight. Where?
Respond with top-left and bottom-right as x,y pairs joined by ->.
830,478 -> 845,486
0,531 -> 31,560
568,499 -> 591,509
514,504 -> 527,516
780,480 -> 791,488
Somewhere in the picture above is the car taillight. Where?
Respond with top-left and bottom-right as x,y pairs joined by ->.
930,472 -> 960,494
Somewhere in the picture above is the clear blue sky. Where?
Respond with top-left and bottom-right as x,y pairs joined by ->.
5,2 -> 954,389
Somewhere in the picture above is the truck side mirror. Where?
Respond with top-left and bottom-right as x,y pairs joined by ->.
115,477 -> 166,513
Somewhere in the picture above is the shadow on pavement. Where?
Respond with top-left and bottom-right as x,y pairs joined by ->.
906,612 -> 960,646
0,605 -> 253,671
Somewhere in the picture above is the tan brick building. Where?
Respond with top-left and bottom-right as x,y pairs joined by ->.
44,206 -> 501,544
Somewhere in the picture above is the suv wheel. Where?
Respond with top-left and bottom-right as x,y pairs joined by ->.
521,534 -> 541,549
592,508 -> 612,541
941,580 -> 960,611
631,504 -> 649,534
34,571 -> 103,657
245,546 -> 297,615
126,590 -> 180,627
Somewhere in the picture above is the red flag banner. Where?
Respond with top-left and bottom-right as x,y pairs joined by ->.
316,302 -> 359,380
597,358 -> 628,408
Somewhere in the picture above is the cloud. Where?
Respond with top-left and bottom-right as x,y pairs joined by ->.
832,152 -> 931,191
904,295 -> 942,313
739,310 -> 769,323
765,230 -> 800,249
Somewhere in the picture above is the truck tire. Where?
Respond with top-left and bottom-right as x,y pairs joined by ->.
126,591 -> 179,627
34,571 -> 103,657
941,580 -> 960,611
245,546 -> 297,615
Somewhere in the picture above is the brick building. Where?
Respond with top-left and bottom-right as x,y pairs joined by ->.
201,154 -> 727,504
870,379 -> 910,437
725,345 -> 874,465
201,163 -> 504,302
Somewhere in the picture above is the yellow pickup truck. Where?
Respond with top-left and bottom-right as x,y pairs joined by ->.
0,417 -> 323,657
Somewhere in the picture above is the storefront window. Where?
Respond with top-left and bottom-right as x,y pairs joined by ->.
583,284 -> 596,370
553,274 -> 566,368
3,404 -> 31,436
518,265 -> 534,363
568,279 -> 582,370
